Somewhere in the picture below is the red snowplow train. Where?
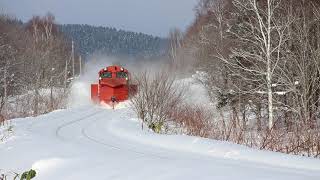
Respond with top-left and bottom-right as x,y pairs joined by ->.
91,65 -> 136,107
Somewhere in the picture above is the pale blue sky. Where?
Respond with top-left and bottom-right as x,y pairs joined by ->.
1,0 -> 198,37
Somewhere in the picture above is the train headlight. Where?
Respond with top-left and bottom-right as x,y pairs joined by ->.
125,77 -> 128,81
120,67 -> 124,71
99,77 -> 102,80
104,68 -> 107,71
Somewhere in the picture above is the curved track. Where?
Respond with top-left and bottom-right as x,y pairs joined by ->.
55,106 -> 172,160
1,105 -> 320,180
55,108 -> 104,140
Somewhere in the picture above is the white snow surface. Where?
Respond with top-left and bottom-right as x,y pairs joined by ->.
1,70 -> 320,179
1,102 -> 320,180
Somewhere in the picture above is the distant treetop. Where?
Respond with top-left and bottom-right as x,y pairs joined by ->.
59,24 -> 168,59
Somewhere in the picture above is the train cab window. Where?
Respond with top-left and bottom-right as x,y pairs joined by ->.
116,72 -> 128,78
101,72 -> 112,78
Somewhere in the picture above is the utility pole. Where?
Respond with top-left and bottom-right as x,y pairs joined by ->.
4,67 -> 7,100
64,54 -> 68,92
71,40 -> 75,77
3,64 -> 7,115
79,55 -> 82,76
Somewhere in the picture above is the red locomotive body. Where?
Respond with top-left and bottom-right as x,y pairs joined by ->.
91,65 -> 136,106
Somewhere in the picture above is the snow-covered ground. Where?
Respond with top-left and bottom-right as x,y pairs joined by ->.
1,65 -> 320,179
1,102 -> 320,180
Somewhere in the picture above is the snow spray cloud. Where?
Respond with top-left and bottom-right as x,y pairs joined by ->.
68,54 -> 171,108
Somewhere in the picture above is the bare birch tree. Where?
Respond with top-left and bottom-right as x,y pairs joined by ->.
214,0 -> 291,129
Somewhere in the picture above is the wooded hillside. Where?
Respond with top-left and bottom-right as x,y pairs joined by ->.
59,24 -> 168,59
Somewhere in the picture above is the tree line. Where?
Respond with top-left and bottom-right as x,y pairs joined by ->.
0,14 -> 79,119
59,24 -> 168,59
169,0 -> 320,157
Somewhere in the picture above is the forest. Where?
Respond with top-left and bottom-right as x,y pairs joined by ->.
0,14 -> 75,119
59,24 -> 168,59
167,0 -> 320,157
1,0 -> 320,159
2,1 -> 320,179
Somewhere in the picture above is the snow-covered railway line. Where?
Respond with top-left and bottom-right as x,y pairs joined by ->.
1,105 -> 320,180
54,107 -> 320,173
26,106 -> 97,133
53,106 -> 172,160
81,124 -> 171,160
55,108 -> 104,141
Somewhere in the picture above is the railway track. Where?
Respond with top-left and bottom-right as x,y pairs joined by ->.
81,118 -> 171,160
54,107 -> 171,160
